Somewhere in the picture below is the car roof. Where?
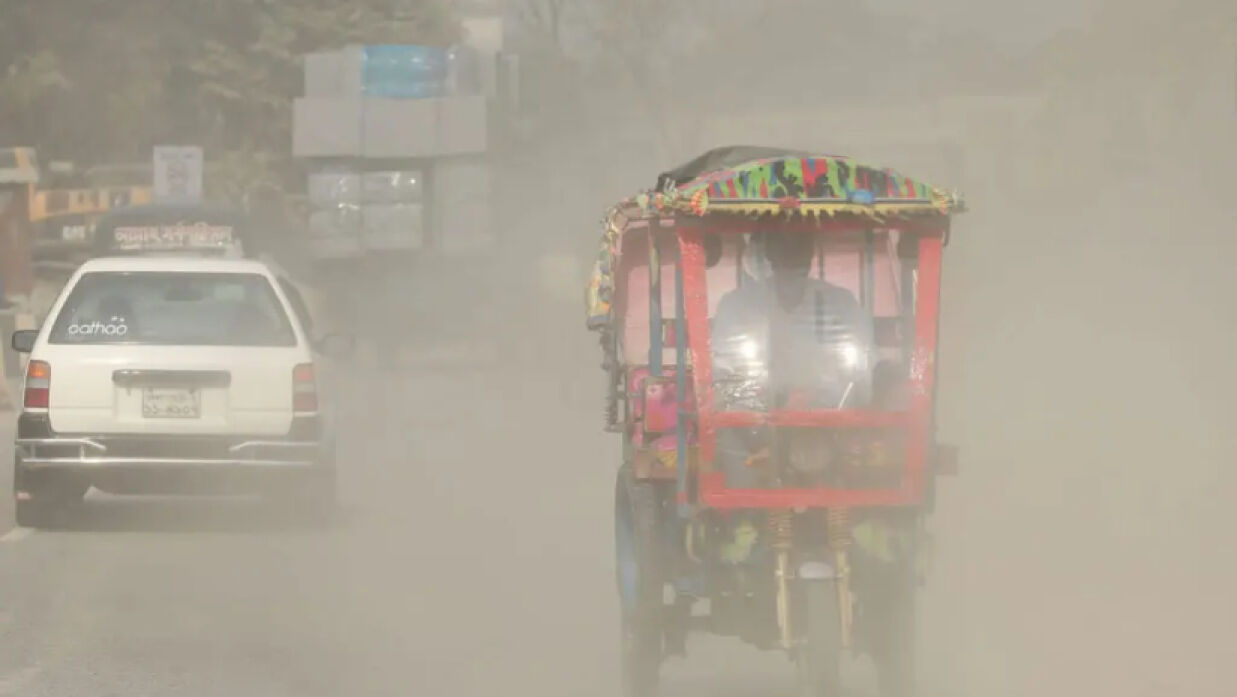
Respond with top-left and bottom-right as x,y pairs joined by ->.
77,256 -> 277,275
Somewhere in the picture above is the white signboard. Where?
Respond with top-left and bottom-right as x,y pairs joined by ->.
110,223 -> 235,251
152,146 -> 203,201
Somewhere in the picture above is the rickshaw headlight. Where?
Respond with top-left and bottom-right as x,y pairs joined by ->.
833,339 -> 870,374
839,342 -> 861,370
716,334 -> 763,370
739,338 -> 761,362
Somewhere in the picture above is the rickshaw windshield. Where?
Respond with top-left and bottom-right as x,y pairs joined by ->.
704,228 -> 916,414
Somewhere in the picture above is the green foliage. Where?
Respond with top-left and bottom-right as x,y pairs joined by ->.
0,0 -> 458,201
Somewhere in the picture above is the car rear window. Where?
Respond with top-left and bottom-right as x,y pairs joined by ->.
49,272 -> 298,347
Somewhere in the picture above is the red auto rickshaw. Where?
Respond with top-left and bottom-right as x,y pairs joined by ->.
586,146 -> 963,696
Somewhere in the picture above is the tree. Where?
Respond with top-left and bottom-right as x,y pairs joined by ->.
0,0 -> 458,200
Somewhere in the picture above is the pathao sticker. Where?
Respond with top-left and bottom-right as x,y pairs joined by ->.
67,316 -> 129,337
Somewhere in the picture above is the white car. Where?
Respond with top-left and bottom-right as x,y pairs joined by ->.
9,254 -> 351,528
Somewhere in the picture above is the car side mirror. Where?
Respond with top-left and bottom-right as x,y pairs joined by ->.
314,333 -> 355,359
11,330 -> 37,354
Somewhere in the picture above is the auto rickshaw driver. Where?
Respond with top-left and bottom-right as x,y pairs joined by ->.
711,230 -> 876,495
712,231 -> 875,409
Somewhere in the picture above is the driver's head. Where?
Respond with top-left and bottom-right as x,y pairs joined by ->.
763,232 -> 813,279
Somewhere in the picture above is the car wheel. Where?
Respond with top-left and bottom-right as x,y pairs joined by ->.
13,462 -> 87,530
15,498 -> 57,529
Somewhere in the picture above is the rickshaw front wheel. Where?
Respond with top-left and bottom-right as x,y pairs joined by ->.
795,580 -> 843,697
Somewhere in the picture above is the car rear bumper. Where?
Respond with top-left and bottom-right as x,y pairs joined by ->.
14,413 -> 328,473
16,437 -> 322,471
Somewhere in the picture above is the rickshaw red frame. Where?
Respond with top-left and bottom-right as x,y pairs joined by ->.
674,216 -> 946,510
590,148 -> 964,697
587,148 -> 963,516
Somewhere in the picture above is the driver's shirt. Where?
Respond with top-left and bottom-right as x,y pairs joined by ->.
711,277 -> 874,410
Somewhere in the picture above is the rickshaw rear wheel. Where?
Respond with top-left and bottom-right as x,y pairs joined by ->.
795,580 -> 843,697
615,465 -> 668,697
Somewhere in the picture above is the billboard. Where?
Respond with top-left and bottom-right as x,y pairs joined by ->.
152,146 -> 203,202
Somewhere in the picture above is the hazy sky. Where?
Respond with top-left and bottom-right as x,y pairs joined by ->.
503,0 -> 1110,57
864,0 -> 1104,46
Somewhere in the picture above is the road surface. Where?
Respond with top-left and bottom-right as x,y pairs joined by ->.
3,194 -> 1237,697
0,364 -> 828,697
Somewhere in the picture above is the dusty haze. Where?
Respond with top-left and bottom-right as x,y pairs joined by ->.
501,1 -> 1237,694
1,1 -> 1235,696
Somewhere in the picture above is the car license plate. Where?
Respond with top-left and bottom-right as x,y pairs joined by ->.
141,388 -> 201,418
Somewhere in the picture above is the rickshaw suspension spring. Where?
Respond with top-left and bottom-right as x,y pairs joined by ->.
768,509 -> 793,550
827,507 -> 850,550
768,510 -> 794,649
827,508 -> 855,650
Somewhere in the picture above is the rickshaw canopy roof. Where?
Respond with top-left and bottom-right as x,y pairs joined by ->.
630,146 -> 964,219
585,147 -> 965,329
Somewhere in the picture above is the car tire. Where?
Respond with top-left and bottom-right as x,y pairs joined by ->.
13,461 -> 87,530
15,498 -> 58,529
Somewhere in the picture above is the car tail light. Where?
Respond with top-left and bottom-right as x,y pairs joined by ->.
24,360 -> 50,409
292,363 -> 317,413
